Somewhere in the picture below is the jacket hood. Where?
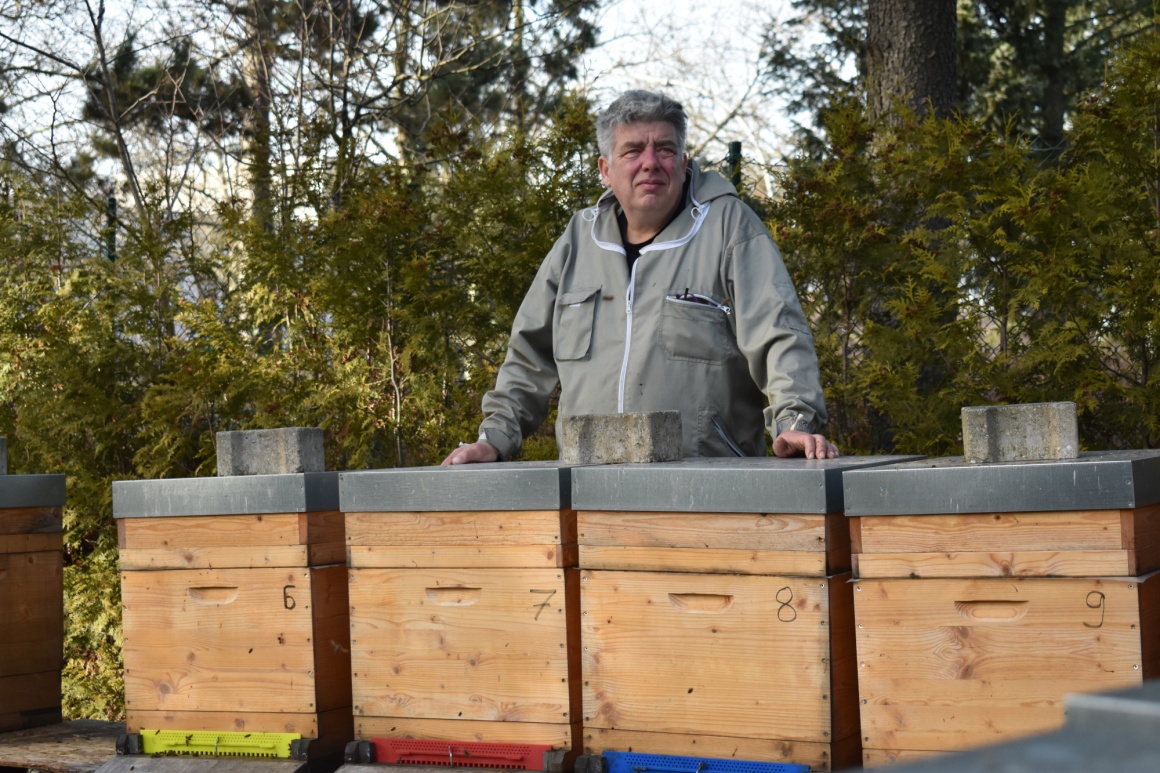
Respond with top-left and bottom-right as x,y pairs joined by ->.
588,160 -> 738,255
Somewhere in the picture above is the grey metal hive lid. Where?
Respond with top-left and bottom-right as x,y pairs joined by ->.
570,455 -> 924,514
0,474 -> 67,508
842,449 -> 1160,516
339,461 -> 576,512
112,472 -> 339,518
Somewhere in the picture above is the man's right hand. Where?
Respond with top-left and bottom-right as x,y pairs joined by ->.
441,441 -> 499,466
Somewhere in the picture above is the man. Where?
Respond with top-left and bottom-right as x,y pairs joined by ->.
443,90 -> 837,465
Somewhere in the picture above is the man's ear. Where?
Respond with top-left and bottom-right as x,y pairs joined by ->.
597,156 -> 610,186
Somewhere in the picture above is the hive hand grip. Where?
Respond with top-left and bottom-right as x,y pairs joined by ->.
954,600 -> 1028,621
425,587 -> 482,606
188,586 -> 239,605
668,593 -> 733,612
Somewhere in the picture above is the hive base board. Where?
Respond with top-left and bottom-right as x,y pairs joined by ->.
127,708 -> 353,759
581,728 -> 859,773
356,717 -> 579,752
0,671 -> 62,733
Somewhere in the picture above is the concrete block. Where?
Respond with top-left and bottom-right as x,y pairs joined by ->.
216,427 -> 325,476
0,436 -> 5,474
962,402 -> 1079,464
559,411 -> 682,465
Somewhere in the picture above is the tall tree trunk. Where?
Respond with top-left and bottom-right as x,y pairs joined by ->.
245,0 -> 275,231
1040,0 -> 1067,154
867,0 -> 957,121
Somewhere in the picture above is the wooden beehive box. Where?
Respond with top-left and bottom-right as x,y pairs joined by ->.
572,456 -> 921,773
113,473 -> 352,759
0,473 -> 66,733
340,463 -> 581,754
843,450 -> 1160,767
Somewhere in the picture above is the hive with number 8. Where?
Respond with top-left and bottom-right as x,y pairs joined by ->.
339,463 -> 582,757
571,457 -> 920,773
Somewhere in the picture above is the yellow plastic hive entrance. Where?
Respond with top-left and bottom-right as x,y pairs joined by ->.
139,730 -> 301,758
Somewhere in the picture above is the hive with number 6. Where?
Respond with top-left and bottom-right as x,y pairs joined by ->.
571,457 -> 920,773
339,463 -> 581,757
842,451 -> 1160,768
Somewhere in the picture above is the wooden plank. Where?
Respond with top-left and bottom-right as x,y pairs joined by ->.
300,511 -> 345,547
356,717 -> 578,749
1139,571 -> 1160,680
311,565 -> 352,713
0,551 -> 63,678
0,507 -> 62,536
345,511 -> 575,547
0,672 -> 61,719
349,544 -> 576,569
0,534 -> 61,554
119,514 -> 306,550
853,550 -> 1132,579
827,574 -> 859,750
581,728 -> 843,772
848,518 -> 863,556
119,546 -> 312,570
581,570 -> 836,742
862,748 -> 952,767
1125,504 -> 1160,574
856,511 -> 1124,553
578,546 -> 826,576
577,512 -> 827,552
0,719 -> 124,773
127,708 -> 320,735
349,567 -> 575,724
823,513 -> 851,575
122,567 -> 324,713
854,577 -> 1144,751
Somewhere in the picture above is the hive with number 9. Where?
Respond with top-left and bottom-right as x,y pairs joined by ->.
113,473 -> 352,760
339,463 -> 581,756
571,457 -> 920,773
842,451 -> 1160,768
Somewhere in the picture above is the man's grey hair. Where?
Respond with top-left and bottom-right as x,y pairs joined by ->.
596,90 -> 688,159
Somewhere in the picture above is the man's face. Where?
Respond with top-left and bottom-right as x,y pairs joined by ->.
598,121 -> 689,240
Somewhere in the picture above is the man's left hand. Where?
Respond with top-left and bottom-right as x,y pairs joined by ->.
773,430 -> 839,459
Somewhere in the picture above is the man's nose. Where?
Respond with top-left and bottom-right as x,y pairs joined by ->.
640,145 -> 659,168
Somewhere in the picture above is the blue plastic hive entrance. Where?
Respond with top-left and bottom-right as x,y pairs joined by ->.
601,751 -> 808,773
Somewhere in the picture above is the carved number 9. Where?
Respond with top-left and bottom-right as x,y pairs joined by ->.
1083,591 -> 1105,629
284,585 -> 297,610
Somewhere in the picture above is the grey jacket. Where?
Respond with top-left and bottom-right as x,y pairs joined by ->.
479,161 -> 827,459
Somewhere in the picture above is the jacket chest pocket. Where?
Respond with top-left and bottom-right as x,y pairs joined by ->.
554,286 -> 601,361
658,296 -> 734,364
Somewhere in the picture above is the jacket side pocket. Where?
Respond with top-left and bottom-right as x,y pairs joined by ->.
553,286 -> 601,361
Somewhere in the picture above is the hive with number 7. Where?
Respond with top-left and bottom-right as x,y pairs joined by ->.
339,463 -> 582,757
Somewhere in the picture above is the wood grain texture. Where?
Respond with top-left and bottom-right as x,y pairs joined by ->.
0,718 -> 123,773
577,512 -> 827,551
356,717 -> 578,749
581,728 -> 850,772
0,533 -> 61,554
853,550 -> 1132,579
350,567 -> 576,723
122,567 -> 345,713
578,546 -> 826,576
349,545 -> 576,570
119,546 -> 313,570
1124,504 -> 1160,574
0,507 -> 62,536
856,511 -> 1125,554
0,550 -> 63,678
346,511 -> 575,547
861,748 -> 951,767
581,570 -> 841,743
854,576 -> 1146,751
0,671 -> 61,732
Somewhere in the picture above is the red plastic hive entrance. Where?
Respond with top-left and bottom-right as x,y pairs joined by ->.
370,739 -> 552,770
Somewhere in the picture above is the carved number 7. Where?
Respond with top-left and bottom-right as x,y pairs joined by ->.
530,589 -> 557,620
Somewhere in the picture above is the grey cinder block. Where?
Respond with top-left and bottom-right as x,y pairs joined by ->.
962,402 -> 1079,464
216,427 -> 325,476
0,436 -> 6,474
559,411 -> 682,465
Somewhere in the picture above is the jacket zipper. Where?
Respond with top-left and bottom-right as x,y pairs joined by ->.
618,263 -> 639,413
